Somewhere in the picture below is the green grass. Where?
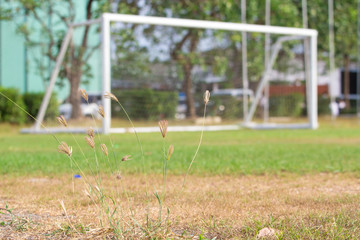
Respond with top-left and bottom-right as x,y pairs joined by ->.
1,119 -> 360,176
237,211 -> 360,239
181,211 -> 360,239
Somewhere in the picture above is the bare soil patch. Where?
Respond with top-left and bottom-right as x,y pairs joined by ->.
0,173 -> 359,239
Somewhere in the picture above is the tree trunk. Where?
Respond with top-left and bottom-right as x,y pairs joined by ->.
183,62 -> 196,119
170,30 -> 198,119
69,62 -> 83,119
344,54 -> 350,109
67,0 -> 93,120
232,44 -> 241,88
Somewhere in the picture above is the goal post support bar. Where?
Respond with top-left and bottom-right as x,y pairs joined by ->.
34,27 -> 74,130
244,36 -> 289,125
244,35 -> 318,130
33,18 -> 102,131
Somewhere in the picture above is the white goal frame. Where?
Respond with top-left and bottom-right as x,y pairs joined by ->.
30,13 -> 318,134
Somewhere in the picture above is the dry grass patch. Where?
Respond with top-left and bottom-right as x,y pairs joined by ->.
0,173 -> 359,239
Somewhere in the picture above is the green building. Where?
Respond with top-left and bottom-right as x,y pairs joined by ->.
0,0 -> 101,102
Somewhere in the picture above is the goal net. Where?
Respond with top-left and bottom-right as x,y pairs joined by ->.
31,13 -> 318,134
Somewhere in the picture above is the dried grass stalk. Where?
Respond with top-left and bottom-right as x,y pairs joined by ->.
100,143 -> 108,156
203,90 -> 210,105
59,200 -> 78,234
85,136 -> 95,149
87,127 -> 95,138
84,189 -> 91,198
57,115 -> 68,127
98,105 -> 105,118
79,89 -> 88,102
168,144 -> 174,159
104,91 -> 118,102
57,142 -> 72,157
59,200 -> 68,216
158,120 -> 168,138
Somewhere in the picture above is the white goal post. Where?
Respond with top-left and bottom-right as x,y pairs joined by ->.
32,13 -> 318,134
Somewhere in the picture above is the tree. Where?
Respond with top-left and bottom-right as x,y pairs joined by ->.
110,0 -> 152,87
332,0 -> 357,109
0,6 -> 11,20
6,0 -> 110,119
303,0 -> 357,108
147,1 -> 243,118
146,0 -> 308,118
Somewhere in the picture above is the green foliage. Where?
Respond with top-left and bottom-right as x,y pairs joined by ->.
269,93 -> 304,117
23,92 -> 59,122
111,89 -> 178,120
197,233 -> 217,240
0,87 -> 26,124
0,203 -> 29,232
317,96 -> 331,115
333,0 -> 357,59
339,99 -> 358,115
0,6 -> 12,20
204,95 -> 243,119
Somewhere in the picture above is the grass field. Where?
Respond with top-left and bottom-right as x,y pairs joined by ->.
1,118 -> 360,239
1,118 -> 360,176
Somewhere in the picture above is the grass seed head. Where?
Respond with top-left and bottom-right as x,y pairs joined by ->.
100,143 -> 108,156
204,90 -> 210,105
121,155 -> 132,162
158,120 -> 168,138
104,91 -> 118,102
87,127 -> 95,138
168,144 -> 174,159
85,136 -> 95,149
98,105 -> 105,118
57,115 -> 68,127
79,89 -> 88,102
58,142 -> 72,157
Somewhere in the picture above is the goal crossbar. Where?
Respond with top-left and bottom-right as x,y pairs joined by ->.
101,13 -> 317,36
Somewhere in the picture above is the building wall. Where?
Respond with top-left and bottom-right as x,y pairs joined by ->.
0,3 -> 26,91
0,0 -> 102,102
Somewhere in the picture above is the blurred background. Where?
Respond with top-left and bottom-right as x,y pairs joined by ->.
0,0 -> 357,127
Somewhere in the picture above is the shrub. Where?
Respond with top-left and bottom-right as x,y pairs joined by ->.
23,92 -> 59,122
111,89 -> 177,120
338,99 -> 357,115
269,93 -> 304,117
194,93 -> 244,119
205,95 -> 243,119
0,87 -> 26,124
198,93 -> 305,119
318,95 -> 331,115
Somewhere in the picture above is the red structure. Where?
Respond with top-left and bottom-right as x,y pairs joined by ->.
269,84 -> 328,97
